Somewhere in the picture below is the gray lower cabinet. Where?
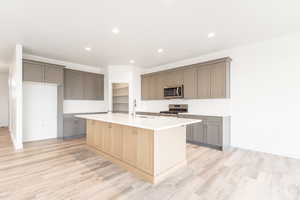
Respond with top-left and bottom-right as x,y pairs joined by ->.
63,115 -> 86,138
63,112 -> 106,139
206,121 -> 222,146
179,114 -> 230,151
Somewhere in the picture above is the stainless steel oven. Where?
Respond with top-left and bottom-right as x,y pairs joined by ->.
163,85 -> 184,99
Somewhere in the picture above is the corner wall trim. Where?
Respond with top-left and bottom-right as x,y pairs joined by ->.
10,131 -> 23,150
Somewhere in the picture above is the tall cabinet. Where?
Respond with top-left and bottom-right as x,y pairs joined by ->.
22,59 -> 65,138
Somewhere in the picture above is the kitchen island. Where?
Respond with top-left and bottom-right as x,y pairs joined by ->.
76,113 -> 201,183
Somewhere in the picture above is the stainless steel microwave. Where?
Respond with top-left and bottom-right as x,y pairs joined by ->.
164,85 -> 184,99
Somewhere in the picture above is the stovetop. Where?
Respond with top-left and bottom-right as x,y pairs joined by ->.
160,104 -> 188,115
160,111 -> 180,114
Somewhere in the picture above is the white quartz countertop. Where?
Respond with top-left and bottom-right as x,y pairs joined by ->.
76,113 -> 201,131
178,112 -> 230,117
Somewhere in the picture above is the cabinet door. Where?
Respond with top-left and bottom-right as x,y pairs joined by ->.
206,121 -> 222,146
183,67 -> 197,99
192,122 -> 206,143
137,129 -> 154,174
83,72 -> 98,100
197,66 -> 211,99
186,125 -> 193,142
96,74 -> 104,100
64,69 -> 84,100
123,127 -> 138,166
149,75 -> 157,100
86,120 -> 95,146
111,124 -> 123,159
156,73 -> 165,99
94,121 -> 104,150
210,62 -> 226,98
141,75 -> 150,100
63,115 -> 78,138
44,64 -> 63,85
23,61 -> 44,82
102,123 -> 112,154
166,70 -> 184,86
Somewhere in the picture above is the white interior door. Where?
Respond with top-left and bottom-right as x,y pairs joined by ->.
23,82 -> 57,142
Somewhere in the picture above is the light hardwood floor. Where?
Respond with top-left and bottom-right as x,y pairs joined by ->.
0,127 -> 299,200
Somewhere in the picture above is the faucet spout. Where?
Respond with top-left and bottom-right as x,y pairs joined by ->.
132,99 -> 137,118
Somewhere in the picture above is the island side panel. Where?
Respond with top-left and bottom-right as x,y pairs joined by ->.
86,119 -> 157,183
154,126 -> 187,176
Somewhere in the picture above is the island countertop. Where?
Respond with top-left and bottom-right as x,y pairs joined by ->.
76,113 -> 201,131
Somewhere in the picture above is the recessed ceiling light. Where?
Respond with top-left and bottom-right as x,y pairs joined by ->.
85,47 -> 92,51
157,48 -> 164,53
129,60 -> 135,64
208,32 -> 215,38
112,27 -> 119,34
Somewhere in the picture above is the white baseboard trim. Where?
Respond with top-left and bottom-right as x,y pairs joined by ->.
232,145 -> 300,160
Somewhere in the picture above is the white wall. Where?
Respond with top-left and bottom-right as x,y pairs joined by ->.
22,54 -> 108,114
0,72 -> 9,127
140,32 -> 300,159
8,44 -> 23,149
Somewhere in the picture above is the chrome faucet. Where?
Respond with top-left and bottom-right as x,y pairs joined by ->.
132,99 -> 137,118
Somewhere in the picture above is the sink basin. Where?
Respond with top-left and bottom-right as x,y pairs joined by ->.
135,115 -> 156,119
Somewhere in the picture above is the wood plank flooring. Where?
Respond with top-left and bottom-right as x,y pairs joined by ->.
0,127 -> 300,200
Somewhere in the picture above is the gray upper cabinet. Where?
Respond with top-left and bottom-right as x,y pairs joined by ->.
141,75 -> 151,100
64,69 -> 104,100
141,57 -> 231,100
156,73 -> 165,99
149,75 -> 158,100
166,70 -> 184,86
183,67 -> 197,99
197,66 -> 211,99
64,69 -> 84,100
44,64 -> 64,85
84,72 -> 104,100
23,61 -> 44,82
23,60 -> 64,85
210,62 -> 228,98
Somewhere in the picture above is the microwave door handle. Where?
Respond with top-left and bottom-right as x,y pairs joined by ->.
176,87 -> 179,96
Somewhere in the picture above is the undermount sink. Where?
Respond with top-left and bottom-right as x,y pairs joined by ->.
135,115 -> 156,119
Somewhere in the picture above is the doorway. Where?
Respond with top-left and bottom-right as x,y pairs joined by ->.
112,83 -> 129,113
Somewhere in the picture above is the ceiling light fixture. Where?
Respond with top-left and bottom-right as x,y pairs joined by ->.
208,32 -> 215,38
112,27 -> 119,34
130,60 -> 135,64
85,47 -> 92,51
157,48 -> 164,53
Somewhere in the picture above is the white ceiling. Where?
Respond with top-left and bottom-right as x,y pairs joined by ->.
1,0 -> 300,70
